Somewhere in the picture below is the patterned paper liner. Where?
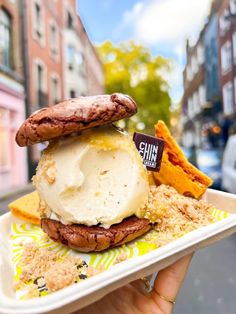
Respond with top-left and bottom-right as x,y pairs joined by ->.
11,208 -> 229,299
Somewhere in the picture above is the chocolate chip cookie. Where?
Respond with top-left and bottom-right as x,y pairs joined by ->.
41,216 -> 151,252
16,93 -> 137,147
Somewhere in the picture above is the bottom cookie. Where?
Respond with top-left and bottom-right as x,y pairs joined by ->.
41,216 -> 151,252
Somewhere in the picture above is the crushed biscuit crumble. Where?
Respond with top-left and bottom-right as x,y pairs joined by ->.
114,252 -> 128,264
140,184 -> 216,247
15,242 -> 103,297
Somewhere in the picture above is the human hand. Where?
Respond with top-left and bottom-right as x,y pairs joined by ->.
76,254 -> 193,314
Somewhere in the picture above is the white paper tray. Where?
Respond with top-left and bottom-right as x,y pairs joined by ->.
0,189 -> 236,314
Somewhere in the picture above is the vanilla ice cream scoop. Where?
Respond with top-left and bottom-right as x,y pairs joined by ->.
34,126 -> 149,228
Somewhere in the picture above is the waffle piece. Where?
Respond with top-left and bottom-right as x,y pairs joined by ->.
8,191 -> 40,225
153,121 -> 213,198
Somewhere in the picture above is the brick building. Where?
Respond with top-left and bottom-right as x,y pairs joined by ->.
0,0 -> 104,190
77,15 -> 104,95
0,0 -> 27,190
21,0 -> 65,176
204,3 -> 221,106
218,0 -> 236,133
21,0 -> 104,177
182,0 -> 225,148
21,0 -> 64,112
182,35 -> 205,147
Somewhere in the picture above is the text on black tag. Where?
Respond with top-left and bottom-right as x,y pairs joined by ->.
133,132 -> 165,172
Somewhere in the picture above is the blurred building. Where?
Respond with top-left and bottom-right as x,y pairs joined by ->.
62,1 -> 87,99
62,2 -> 103,98
218,0 -> 236,142
62,3 -> 103,99
84,37 -> 104,95
21,0 -> 65,177
0,0 -> 104,190
182,35 -> 205,148
202,0 -> 222,148
204,6 -> 221,109
0,0 -> 27,190
182,0 -> 230,149
20,0 -> 104,178
78,15 -> 104,95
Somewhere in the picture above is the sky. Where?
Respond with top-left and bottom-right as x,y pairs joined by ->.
77,0 -> 213,104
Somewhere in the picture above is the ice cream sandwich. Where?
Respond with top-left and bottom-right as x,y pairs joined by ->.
15,93 -> 151,252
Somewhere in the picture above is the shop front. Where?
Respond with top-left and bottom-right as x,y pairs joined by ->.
0,78 -> 27,192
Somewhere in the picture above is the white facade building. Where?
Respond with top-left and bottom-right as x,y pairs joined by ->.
63,6 -> 88,99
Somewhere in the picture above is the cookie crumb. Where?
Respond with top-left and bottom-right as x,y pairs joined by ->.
40,233 -> 50,242
140,184 -> 216,247
87,265 -> 105,277
114,252 -> 128,264
15,242 -> 93,295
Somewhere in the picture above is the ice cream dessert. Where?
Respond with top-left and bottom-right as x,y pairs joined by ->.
14,94 -> 213,252
11,95 -> 217,297
15,93 -> 152,251
34,125 -> 149,228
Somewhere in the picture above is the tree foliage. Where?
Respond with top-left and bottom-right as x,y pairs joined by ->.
97,41 -> 171,134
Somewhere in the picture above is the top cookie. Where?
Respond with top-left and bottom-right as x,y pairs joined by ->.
16,93 -> 137,146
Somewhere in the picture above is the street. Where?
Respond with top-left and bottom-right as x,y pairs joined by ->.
174,234 -> 236,314
1,191 -> 236,314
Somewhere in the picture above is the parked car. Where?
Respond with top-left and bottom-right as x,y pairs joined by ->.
222,135 -> 236,194
196,149 -> 222,190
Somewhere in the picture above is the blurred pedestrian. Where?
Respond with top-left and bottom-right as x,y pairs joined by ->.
222,118 -> 230,147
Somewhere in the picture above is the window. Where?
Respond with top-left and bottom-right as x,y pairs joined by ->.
199,85 -> 206,107
50,25 -> 56,52
35,3 -> 42,39
76,52 -> 83,67
219,9 -> 230,36
66,45 -> 74,69
37,64 -> 43,91
233,32 -> 236,64
230,0 -> 236,14
52,78 -> 58,104
33,1 -> 45,45
70,90 -> 76,98
211,64 -> 218,92
197,45 -> 204,65
186,65 -> 193,82
234,77 -> 236,105
67,11 -> 73,29
0,8 -> 12,68
223,82 -> 234,115
35,61 -> 47,108
51,76 -> 60,104
191,56 -> 198,75
221,41 -> 232,74
187,97 -> 193,118
49,22 -> 59,58
193,91 -> 200,114
37,64 -> 43,107
76,51 -> 85,74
